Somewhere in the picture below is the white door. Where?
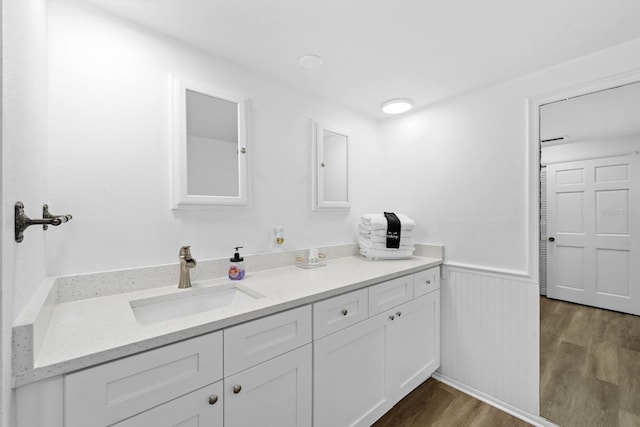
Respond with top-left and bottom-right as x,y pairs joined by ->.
547,154 -> 640,315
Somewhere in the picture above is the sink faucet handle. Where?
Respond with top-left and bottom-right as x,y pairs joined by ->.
179,245 -> 191,257
179,246 -> 196,263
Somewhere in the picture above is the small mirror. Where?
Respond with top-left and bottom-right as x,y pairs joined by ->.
172,76 -> 248,207
313,122 -> 350,210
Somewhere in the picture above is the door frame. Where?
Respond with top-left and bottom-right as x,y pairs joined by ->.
527,69 -> 640,416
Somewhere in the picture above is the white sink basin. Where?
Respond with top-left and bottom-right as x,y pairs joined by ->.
130,283 -> 265,325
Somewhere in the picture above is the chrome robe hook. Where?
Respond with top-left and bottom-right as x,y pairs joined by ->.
15,201 -> 73,243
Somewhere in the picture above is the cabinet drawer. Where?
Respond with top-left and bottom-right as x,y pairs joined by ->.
224,305 -> 311,376
313,288 -> 368,339
413,267 -> 440,297
369,275 -> 413,316
112,381 -> 223,427
65,332 -> 222,427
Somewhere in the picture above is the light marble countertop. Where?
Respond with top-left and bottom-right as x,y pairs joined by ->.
13,254 -> 441,387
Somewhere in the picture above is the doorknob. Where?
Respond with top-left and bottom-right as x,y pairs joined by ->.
548,237 -> 555,242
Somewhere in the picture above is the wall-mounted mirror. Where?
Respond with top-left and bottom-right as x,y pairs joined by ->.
171,76 -> 248,207
312,121 -> 350,210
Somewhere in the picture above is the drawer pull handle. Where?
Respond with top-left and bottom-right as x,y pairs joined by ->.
209,395 -> 219,405
396,311 -> 402,317
389,315 -> 395,321
425,279 -> 431,285
233,385 -> 242,394
341,309 -> 348,316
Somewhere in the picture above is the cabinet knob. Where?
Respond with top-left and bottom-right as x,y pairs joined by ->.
233,385 -> 242,394
341,309 -> 348,316
425,279 -> 431,285
389,315 -> 395,321
209,395 -> 218,405
396,311 -> 402,317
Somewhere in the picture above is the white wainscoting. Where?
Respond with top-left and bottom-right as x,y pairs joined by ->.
438,264 -> 540,416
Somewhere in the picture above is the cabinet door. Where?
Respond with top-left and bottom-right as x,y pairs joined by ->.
65,332 -> 222,427
112,382 -> 223,427
313,314 -> 390,427
387,290 -> 440,402
225,344 -> 312,427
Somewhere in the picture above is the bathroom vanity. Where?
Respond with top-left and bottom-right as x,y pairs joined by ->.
13,252 -> 441,427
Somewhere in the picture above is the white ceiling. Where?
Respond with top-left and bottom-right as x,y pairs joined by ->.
81,0 -> 640,119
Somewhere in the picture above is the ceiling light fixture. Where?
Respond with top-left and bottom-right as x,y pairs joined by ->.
381,99 -> 412,114
299,54 -> 324,70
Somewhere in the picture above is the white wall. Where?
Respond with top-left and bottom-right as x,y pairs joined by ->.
379,86 -> 528,272
437,267 -> 539,416
379,37 -> 640,417
2,0 -> 49,425
379,38 -> 640,274
46,0 -> 384,276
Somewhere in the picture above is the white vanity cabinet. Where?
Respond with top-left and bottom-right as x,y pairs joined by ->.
62,306 -> 312,427
65,332 -> 223,427
16,263 -> 440,427
313,267 -> 440,427
223,305 -> 312,427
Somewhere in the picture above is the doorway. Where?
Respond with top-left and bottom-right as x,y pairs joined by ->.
538,80 -> 640,426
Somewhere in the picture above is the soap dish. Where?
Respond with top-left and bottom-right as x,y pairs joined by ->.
294,252 -> 327,269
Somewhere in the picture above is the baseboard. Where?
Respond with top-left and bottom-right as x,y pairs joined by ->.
432,373 -> 559,427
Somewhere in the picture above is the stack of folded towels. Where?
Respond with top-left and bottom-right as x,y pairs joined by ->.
358,212 -> 416,260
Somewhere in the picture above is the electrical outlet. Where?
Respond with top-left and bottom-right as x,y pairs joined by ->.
271,226 -> 285,249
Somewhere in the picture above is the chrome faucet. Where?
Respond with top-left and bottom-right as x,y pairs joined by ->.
178,246 -> 197,288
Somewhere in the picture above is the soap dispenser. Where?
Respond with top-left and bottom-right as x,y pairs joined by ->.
229,246 -> 245,281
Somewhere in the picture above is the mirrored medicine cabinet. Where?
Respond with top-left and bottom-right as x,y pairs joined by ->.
171,76 -> 248,208
312,121 -> 350,210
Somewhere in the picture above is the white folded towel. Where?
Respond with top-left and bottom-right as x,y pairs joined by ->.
358,238 -> 414,250
358,224 -> 414,237
360,247 -> 415,260
358,232 -> 414,246
360,213 -> 416,231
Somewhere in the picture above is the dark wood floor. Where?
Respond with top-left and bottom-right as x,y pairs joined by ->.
372,378 -> 531,427
540,296 -> 640,427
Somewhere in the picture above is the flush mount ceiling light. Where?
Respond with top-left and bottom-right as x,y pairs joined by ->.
299,54 -> 324,70
382,99 -> 412,114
